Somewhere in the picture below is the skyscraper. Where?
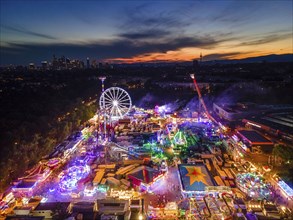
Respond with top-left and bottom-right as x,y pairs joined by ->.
86,57 -> 90,69
29,63 -> 35,70
41,61 -> 48,70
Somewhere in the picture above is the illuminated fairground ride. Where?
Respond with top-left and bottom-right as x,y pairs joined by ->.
166,123 -> 177,139
58,165 -> 90,194
177,195 -> 234,220
190,73 -> 229,133
99,87 -> 132,121
173,131 -> 187,147
236,172 -> 272,199
165,124 -> 187,147
190,74 -> 217,123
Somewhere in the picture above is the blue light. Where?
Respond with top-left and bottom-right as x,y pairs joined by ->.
278,180 -> 293,197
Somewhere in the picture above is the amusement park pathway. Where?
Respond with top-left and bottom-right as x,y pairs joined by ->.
142,166 -> 186,211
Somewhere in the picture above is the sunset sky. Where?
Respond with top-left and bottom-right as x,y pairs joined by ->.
0,0 -> 292,65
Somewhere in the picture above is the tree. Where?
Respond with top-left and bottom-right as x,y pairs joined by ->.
273,144 -> 293,167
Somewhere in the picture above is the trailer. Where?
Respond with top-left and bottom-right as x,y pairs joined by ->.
214,176 -> 225,186
106,177 -> 121,187
93,169 -> 105,186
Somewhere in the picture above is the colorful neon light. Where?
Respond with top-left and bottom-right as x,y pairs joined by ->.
58,165 -> 90,193
278,180 -> 293,197
236,173 -> 271,199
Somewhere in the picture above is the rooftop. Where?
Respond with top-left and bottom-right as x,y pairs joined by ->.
178,164 -> 215,192
97,199 -> 128,214
237,130 -> 273,144
34,202 -> 70,211
127,166 -> 160,184
215,102 -> 293,115
6,217 -> 44,220
72,202 -> 95,214
214,102 -> 267,114
244,112 -> 293,134
263,204 -> 279,212
14,206 -> 32,210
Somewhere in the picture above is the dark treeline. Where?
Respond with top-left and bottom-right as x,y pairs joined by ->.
272,144 -> 293,184
0,69 -> 99,190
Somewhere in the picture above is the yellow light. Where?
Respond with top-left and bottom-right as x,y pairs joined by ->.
139,214 -> 143,220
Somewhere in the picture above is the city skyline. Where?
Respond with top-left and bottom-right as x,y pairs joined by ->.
0,0 -> 292,65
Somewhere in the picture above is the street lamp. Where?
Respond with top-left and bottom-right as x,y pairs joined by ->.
138,213 -> 143,220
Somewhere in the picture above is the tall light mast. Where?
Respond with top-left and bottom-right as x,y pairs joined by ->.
99,76 -> 106,92
99,76 -> 107,139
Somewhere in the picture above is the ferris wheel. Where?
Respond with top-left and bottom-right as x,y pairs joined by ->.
99,87 -> 132,120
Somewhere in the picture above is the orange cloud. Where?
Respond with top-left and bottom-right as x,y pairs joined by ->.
106,37 -> 292,63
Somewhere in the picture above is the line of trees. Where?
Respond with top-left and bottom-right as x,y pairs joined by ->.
0,69 -> 100,191
0,101 -> 97,191
272,144 -> 293,185
273,144 -> 293,163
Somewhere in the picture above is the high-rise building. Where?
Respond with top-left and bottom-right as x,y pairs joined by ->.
86,57 -> 90,69
52,55 -> 58,70
29,63 -> 35,70
41,61 -> 48,70
91,59 -> 97,69
80,61 -> 85,69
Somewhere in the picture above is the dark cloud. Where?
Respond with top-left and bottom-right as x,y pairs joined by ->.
118,30 -> 170,40
121,4 -> 191,31
2,25 -> 57,40
1,34 -> 228,65
210,1 -> 260,26
203,52 -> 244,60
239,33 -> 292,46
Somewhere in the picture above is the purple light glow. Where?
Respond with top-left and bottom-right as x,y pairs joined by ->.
58,165 -> 90,194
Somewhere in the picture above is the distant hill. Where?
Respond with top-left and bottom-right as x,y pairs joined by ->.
203,54 -> 293,64
115,54 -> 293,67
